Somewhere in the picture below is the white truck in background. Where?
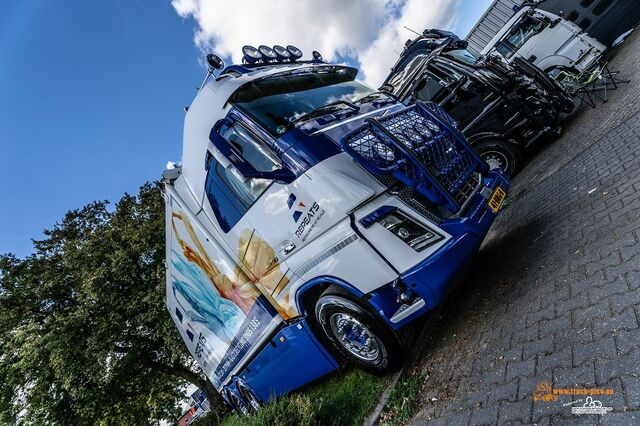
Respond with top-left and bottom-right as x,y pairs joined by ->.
482,2 -> 606,77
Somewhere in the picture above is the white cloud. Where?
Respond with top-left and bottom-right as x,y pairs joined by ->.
172,0 -> 460,86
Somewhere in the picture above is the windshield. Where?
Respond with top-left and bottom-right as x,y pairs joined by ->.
442,49 -> 479,66
230,66 -> 374,136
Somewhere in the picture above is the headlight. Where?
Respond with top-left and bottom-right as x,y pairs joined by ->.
242,45 -> 263,63
273,45 -> 291,60
286,45 -> 303,60
377,211 -> 442,252
258,45 -> 278,61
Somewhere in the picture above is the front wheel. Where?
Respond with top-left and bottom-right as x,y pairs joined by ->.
474,140 -> 524,176
314,291 -> 405,374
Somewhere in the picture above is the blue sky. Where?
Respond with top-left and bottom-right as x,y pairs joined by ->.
0,0 -> 491,257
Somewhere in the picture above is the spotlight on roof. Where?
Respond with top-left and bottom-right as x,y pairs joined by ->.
286,45 -> 303,61
312,50 -> 323,62
242,45 -> 263,64
273,45 -> 291,61
206,53 -> 224,70
258,45 -> 278,62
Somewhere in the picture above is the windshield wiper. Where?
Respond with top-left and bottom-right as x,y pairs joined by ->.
285,100 -> 360,130
355,91 -> 396,106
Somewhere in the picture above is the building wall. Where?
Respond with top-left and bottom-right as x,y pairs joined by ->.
538,0 -> 640,47
465,0 -> 524,53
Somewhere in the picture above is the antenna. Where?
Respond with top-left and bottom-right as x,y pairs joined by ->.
403,26 -> 423,37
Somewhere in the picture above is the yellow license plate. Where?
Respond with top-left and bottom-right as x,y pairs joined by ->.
488,187 -> 506,213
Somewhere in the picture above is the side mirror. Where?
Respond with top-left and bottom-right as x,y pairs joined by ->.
208,119 -> 295,183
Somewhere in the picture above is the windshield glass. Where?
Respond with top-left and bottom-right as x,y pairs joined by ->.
442,49 -> 479,66
231,66 -> 373,136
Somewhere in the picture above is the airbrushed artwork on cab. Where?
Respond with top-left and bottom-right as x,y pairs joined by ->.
168,204 -> 298,388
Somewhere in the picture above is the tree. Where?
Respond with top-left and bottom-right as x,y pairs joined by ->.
0,182 -> 225,425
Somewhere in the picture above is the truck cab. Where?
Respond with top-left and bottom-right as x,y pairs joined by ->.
382,30 -> 574,176
481,4 -> 606,76
163,45 -> 509,413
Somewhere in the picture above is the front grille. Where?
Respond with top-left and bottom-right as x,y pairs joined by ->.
342,102 -> 485,213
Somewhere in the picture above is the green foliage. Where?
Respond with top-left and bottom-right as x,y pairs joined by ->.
0,183 -> 220,425
220,369 -> 386,426
380,370 -> 425,425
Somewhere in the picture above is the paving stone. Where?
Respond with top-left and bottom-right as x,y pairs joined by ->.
587,276 -> 629,305
621,375 -> 640,410
506,359 -> 536,383
498,398 -> 532,424
522,336 -> 554,360
554,326 -> 593,350
553,362 -> 596,388
611,286 -> 640,314
550,415 -> 598,425
488,381 -> 519,404
445,410 -> 471,426
539,315 -> 571,338
572,299 -> 611,329
596,347 -> 640,384
601,411 -> 640,425
593,308 -> 639,338
573,335 -> 617,366
469,405 -> 498,425
537,347 -> 572,375
626,270 -> 640,291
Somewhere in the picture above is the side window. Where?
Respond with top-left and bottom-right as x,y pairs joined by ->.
497,16 -> 546,59
415,71 -> 449,103
205,122 -> 275,232
215,163 -> 270,208
222,124 -> 280,173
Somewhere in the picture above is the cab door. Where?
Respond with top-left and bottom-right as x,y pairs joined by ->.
171,114 -> 296,389
199,115 -> 299,318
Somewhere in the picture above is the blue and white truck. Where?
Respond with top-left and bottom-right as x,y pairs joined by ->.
163,45 -> 509,414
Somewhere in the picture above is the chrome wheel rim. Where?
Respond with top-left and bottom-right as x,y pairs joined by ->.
482,150 -> 509,171
243,389 -> 260,412
231,393 -> 249,416
329,313 -> 381,361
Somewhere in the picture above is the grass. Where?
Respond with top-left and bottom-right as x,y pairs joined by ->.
379,370 -> 426,426
217,368 -> 386,426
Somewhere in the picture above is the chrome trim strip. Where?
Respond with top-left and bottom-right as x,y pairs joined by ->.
295,234 -> 359,277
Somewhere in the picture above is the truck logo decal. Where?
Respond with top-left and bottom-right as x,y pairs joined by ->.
287,193 -> 307,223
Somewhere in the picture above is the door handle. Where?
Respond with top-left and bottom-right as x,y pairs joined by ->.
279,242 -> 296,256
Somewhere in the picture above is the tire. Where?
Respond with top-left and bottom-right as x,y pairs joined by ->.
224,387 -> 250,416
237,382 -> 261,414
314,289 -> 405,374
474,140 -> 524,176
512,57 -> 574,113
